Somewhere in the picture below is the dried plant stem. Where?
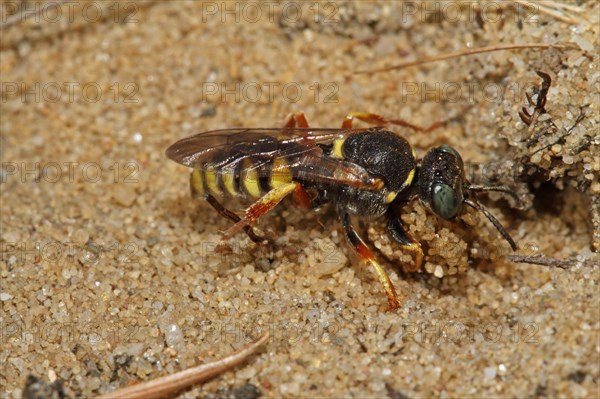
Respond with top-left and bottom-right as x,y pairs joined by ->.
96,332 -> 269,399
354,43 -> 566,74
534,1 -> 585,13
511,0 -> 588,25
508,255 -> 599,269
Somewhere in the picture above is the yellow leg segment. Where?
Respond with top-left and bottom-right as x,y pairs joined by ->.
340,210 -> 401,310
399,241 -> 424,272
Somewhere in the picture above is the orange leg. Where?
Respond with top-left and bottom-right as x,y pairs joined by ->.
223,182 -> 302,239
283,112 -> 310,128
283,112 -> 315,209
341,111 -> 444,132
205,194 -> 268,244
339,209 -> 401,311
292,183 -> 313,210
282,112 -> 314,209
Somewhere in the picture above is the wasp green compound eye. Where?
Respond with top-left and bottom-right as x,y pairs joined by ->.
432,183 -> 459,219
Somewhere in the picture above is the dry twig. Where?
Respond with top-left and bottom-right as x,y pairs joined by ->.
96,332 -> 269,399
508,255 -> 599,269
511,0 -> 588,25
354,43 -> 567,74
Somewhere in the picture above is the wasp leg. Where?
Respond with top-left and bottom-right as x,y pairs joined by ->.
204,194 -> 268,244
292,183 -> 313,209
339,209 -> 401,310
283,112 -> 310,128
223,182 -> 300,239
341,111 -> 443,133
387,211 -> 424,272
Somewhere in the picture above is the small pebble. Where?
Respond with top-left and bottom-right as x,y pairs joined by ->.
132,132 -> 143,143
484,367 -> 497,379
112,185 -> 137,207
0,293 -> 12,301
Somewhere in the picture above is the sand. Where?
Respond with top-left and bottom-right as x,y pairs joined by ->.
1,1 -> 599,398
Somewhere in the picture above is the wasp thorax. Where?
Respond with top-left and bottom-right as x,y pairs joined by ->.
341,128 -> 417,194
418,145 -> 466,220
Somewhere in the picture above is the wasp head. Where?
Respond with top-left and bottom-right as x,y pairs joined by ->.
418,144 -> 465,219
418,144 -> 518,251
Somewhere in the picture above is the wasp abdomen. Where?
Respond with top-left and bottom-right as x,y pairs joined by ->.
190,137 -> 295,201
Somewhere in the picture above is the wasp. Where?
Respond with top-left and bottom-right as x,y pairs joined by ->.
166,112 -> 518,310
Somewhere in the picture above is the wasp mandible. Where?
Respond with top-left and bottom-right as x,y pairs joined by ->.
166,112 -> 518,310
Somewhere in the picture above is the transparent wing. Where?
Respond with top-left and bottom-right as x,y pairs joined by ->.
282,151 -> 383,190
165,127 -> 382,190
165,127 -> 367,167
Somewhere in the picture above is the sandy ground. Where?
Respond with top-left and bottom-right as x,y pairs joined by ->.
1,1 -> 599,398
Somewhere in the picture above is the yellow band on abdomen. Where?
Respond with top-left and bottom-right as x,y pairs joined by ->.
270,157 -> 293,188
242,159 -> 262,199
222,167 -> 238,197
205,166 -> 222,197
190,168 -> 204,197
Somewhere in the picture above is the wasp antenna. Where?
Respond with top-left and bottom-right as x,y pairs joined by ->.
464,199 -> 517,251
467,184 -> 521,206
